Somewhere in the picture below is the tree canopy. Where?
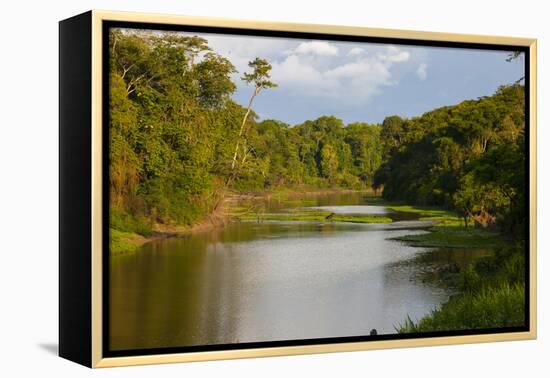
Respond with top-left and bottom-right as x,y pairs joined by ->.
109,29 -> 526,238
374,84 -> 525,234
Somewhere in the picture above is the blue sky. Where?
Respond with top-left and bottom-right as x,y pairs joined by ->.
171,31 -> 524,125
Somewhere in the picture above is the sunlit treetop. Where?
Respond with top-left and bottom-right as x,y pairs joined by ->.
242,57 -> 278,92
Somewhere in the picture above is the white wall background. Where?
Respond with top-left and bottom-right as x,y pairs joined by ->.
0,0 -> 547,376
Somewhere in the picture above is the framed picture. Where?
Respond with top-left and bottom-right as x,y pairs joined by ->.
59,10 -> 537,368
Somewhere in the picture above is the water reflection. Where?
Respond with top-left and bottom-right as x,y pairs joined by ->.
110,194 -> 491,350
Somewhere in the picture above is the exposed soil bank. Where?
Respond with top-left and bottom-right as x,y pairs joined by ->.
111,188 -> 374,254
111,192 -> 234,254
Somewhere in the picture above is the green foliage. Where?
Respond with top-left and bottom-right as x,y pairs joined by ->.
398,243 -> 526,332
109,30 -> 528,335
398,283 -> 525,332
374,85 -> 526,235
109,29 -> 525,250
380,115 -> 406,156
241,57 -> 278,90
222,115 -> 383,191
383,203 -> 458,218
194,52 -> 237,107
320,144 -> 339,183
393,226 -> 501,248
110,208 -> 152,236
109,30 -> 385,234
238,213 -> 392,223
345,123 -> 382,185
330,215 -> 392,223
109,30 -> 239,228
460,265 -> 482,293
110,229 -> 143,254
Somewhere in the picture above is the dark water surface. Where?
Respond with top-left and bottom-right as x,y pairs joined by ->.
109,193 -> 490,350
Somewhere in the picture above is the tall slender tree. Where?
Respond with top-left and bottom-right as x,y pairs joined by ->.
230,58 -> 277,171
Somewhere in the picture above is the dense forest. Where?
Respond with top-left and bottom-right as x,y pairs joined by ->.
108,30 -> 527,335
109,30 -> 383,233
109,29 -> 526,240
374,84 -> 525,235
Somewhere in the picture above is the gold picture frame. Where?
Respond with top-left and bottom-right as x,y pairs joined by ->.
59,10 -> 537,368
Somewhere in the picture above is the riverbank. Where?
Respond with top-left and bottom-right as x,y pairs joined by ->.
397,242 -> 526,332
228,187 -> 375,203
368,199 -> 503,249
110,187 -> 525,335
392,226 -> 502,248
110,192 -> 235,254
237,213 -> 393,223
111,189 -> 504,253
110,188 -> 377,254
375,199 -> 525,332
382,199 -> 523,332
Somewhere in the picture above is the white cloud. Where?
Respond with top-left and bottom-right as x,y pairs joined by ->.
293,41 -> 339,56
160,32 -> 415,99
325,60 -> 389,81
142,30 -> 432,123
271,55 -> 339,95
268,45 -> 413,103
377,46 -> 411,62
173,31 -> 420,108
271,53 -> 396,103
348,47 -> 365,56
416,63 -> 428,80
272,55 -> 324,84
197,33 -> 292,74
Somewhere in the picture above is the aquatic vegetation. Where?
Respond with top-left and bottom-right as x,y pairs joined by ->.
331,215 -> 393,223
385,204 -> 458,218
237,212 -> 392,224
392,226 -> 502,248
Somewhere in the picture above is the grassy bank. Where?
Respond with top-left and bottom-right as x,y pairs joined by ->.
109,208 -> 153,254
398,243 -> 526,333
382,200 -> 525,333
109,192 -> 499,253
109,192 -> 233,254
109,188 -> 369,254
385,204 -> 458,218
110,229 -> 148,254
398,283 -> 525,332
369,200 -> 502,248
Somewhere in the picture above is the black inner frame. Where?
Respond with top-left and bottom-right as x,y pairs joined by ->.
102,20 -> 531,358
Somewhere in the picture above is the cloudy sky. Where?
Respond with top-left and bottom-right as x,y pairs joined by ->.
160,30 -> 525,125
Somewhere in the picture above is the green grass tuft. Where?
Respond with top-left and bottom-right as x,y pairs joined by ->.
397,243 -> 526,333
110,228 -> 142,254
397,283 -> 525,333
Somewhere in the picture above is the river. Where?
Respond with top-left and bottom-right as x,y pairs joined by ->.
109,192 -> 491,351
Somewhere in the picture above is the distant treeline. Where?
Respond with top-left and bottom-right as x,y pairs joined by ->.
109,30 -> 526,237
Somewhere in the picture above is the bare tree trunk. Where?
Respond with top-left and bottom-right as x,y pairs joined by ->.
231,87 -> 259,170
216,86 -> 264,210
